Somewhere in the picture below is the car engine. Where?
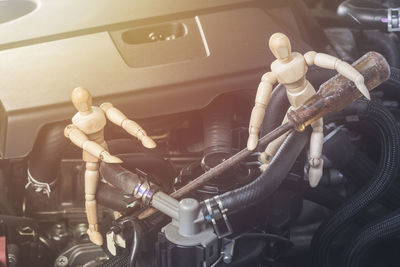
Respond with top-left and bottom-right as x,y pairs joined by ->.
0,0 -> 400,267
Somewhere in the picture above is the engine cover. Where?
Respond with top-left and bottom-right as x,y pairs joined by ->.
0,0 -> 311,158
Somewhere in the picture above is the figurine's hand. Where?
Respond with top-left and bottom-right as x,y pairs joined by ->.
120,119 -> 157,149
141,136 -> 157,149
309,157 -> 321,168
100,151 -> 123,163
247,134 -> 259,151
308,158 -> 323,187
355,76 -> 371,100
259,152 -> 273,172
259,151 -> 272,164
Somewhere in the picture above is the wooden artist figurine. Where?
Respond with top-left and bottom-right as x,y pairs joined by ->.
247,33 -> 370,187
64,87 -> 156,245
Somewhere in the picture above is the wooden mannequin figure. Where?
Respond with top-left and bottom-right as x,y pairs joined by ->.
64,87 -> 156,246
247,33 -> 370,187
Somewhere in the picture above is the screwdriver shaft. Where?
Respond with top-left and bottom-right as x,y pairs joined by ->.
139,122 -> 294,219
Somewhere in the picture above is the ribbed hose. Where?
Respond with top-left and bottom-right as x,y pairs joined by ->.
310,100 -> 400,267
390,66 -> 400,82
201,95 -> 233,170
210,129 -> 310,214
28,121 -> 68,183
344,209 -> 400,267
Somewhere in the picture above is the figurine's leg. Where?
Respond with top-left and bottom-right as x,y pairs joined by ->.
259,109 -> 291,171
85,162 -> 103,246
308,118 -> 324,187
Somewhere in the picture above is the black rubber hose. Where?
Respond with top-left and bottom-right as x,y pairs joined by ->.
107,139 -> 177,177
344,209 -> 400,267
303,187 -> 346,210
208,129 -> 310,214
323,123 -> 400,209
310,100 -> 400,267
117,153 -> 176,192
201,95 -> 233,170
99,163 -> 142,195
28,121 -> 68,183
128,221 -> 142,267
337,0 -> 388,30
107,139 -> 177,191
260,84 -> 290,140
96,183 -> 131,213
390,66 -> 400,82
361,31 -> 400,68
385,66 -> 400,99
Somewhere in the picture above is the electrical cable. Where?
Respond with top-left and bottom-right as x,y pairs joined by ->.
128,221 -> 142,267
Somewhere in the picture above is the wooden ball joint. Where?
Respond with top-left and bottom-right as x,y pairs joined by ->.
247,33 -> 370,188
64,87 -> 156,246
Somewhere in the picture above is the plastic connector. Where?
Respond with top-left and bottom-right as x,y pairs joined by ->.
388,8 -> 400,32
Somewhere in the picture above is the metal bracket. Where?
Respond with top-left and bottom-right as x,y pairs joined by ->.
203,196 -> 233,238
18,226 -> 37,238
221,238 -> 235,264
25,169 -> 56,198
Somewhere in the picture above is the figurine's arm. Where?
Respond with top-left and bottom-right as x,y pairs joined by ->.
247,72 -> 277,150
304,51 -> 370,100
100,103 -> 156,149
64,124 -> 122,163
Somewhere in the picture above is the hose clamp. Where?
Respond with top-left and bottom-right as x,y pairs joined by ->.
133,181 -> 159,207
388,8 -> 400,32
203,196 -> 233,238
25,169 -> 57,198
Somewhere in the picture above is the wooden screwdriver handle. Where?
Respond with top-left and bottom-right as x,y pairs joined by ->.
288,52 -> 390,131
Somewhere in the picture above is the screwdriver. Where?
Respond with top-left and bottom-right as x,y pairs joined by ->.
138,51 -> 390,220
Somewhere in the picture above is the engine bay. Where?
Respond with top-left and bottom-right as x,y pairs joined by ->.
1,1 -> 400,267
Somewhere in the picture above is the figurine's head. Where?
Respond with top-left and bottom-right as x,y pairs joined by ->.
269,33 -> 292,61
71,87 -> 93,114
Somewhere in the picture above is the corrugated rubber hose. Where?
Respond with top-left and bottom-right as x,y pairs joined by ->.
343,209 -> 400,267
310,99 -> 400,267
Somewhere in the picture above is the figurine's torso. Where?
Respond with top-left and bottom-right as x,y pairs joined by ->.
270,52 -> 316,107
72,106 -> 108,162
72,106 -> 107,134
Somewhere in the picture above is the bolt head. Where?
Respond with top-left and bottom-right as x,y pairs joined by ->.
56,256 -> 68,267
223,254 -> 232,264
